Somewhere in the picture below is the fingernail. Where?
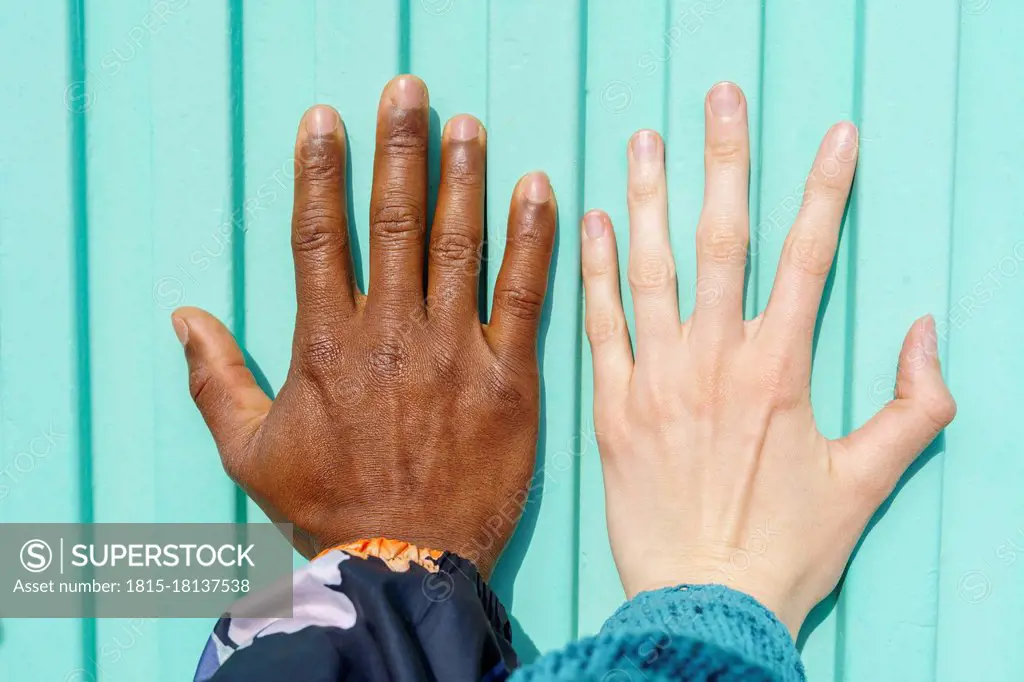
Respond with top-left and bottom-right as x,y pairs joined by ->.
583,211 -> 606,240
834,121 -> 858,145
923,314 -> 938,357
631,130 -> 659,162
709,82 -> 741,118
449,115 -> 480,142
833,121 -> 859,162
390,75 -> 427,109
306,105 -> 339,137
172,316 -> 189,346
523,172 -> 550,204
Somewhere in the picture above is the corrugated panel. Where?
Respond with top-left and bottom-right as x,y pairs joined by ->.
0,1 -> 1021,680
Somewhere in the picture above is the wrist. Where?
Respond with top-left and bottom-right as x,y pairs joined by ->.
623,561 -> 808,639
314,534 -> 499,578
309,509 -> 511,578
317,537 -> 444,571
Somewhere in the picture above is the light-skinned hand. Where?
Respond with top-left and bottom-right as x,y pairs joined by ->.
582,81 -> 955,636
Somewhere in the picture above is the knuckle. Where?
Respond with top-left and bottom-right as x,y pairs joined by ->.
585,311 -> 623,345
496,283 -> 545,322
755,351 -> 802,407
484,364 -> 532,420
785,230 -> 834,277
921,391 -> 957,430
805,174 -> 849,204
328,373 -> 365,409
297,140 -> 343,182
293,202 -> 345,252
628,254 -> 676,294
705,138 -> 746,165
686,367 -> 728,420
382,119 -> 428,157
443,155 -> 483,191
371,196 -> 423,244
509,216 -> 547,250
595,408 -> 630,449
299,333 -> 345,373
428,343 -> 463,383
636,380 -> 683,421
582,255 -> 614,280
367,333 -> 411,381
593,403 -> 630,450
188,365 -> 217,405
627,177 -> 662,206
759,367 -> 788,401
430,230 -> 481,272
698,214 -> 748,265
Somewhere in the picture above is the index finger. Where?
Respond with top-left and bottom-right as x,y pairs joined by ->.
759,122 -> 858,352
291,105 -> 356,331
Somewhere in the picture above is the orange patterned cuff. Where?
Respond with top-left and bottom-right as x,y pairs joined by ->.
315,538 -> 444,573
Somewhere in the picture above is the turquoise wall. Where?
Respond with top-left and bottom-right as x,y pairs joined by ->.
1,1 -> 1022,680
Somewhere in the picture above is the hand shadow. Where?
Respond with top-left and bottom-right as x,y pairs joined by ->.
487,220 -> 562,665
798,433 -> 946,650
789,197 -> 947,648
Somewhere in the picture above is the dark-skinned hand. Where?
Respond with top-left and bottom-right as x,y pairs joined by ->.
171,75 -> 556,577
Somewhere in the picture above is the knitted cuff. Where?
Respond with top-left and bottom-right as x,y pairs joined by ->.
601,584 -> 804,682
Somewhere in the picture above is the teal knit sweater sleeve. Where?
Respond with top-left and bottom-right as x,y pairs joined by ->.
510,585 -> 805,682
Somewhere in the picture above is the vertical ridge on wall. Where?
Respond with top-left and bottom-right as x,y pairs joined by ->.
230,0 -> 247,359
69,0 -> 98,675
229,0 -> 249,527
577,0 -> 670,636
663,0 -> 763,321
841,0 -> 867,448
313,0 -> 405,304
408,0 -> 487,248
834,4 -> 867,674
485,0 -> 584,660
241,0 -> 310,433
569,0 -> 593,638
87,0 -> 161,676
746,0 -> 768,318
240,0 -> 405,534
935,2 -> 1024,680
70,0 -> 94,532
756,2 -> 858,680
399,0 -> 411,74
931,0 -> 965,676
840,1 -> 961,679
241,0 -> 313,529
0,0 -> 88,678
85,0 -> 239,677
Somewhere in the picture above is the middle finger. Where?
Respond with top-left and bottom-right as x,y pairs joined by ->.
368,75 -> 430,314
691,81 -> 750,340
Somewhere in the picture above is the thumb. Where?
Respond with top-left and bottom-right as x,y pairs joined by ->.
836,315 -> 957,498
172,307 -> 272,463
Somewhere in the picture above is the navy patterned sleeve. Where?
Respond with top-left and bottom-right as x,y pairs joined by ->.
193,542 -> 516,682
